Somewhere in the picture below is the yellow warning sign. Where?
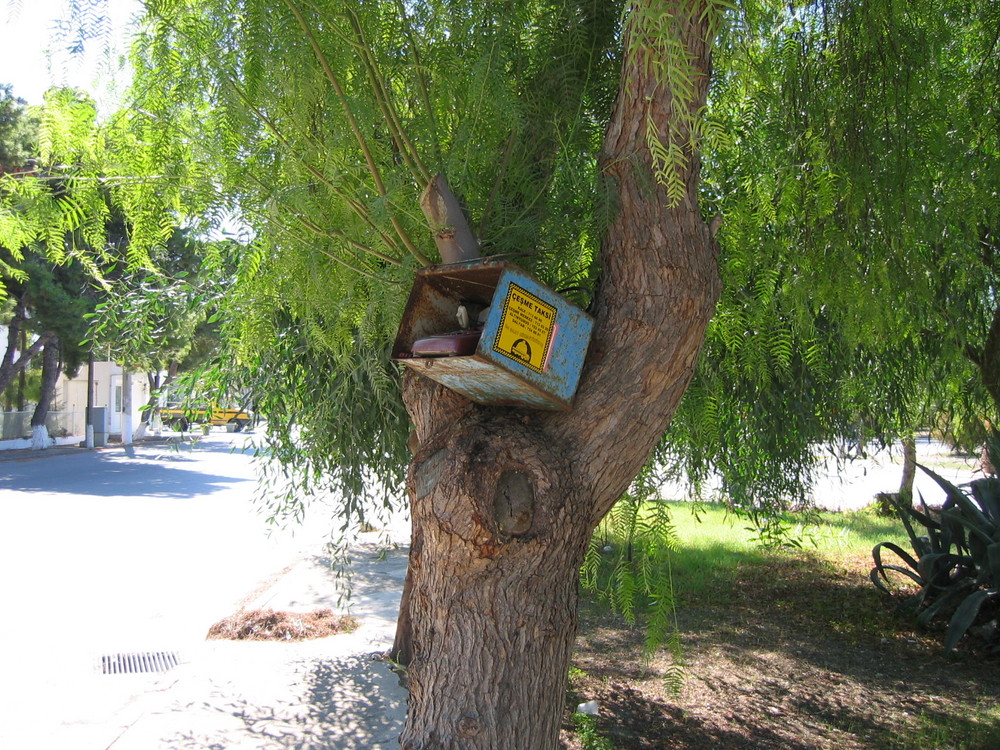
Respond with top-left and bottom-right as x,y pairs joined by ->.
493,283 -> 557,373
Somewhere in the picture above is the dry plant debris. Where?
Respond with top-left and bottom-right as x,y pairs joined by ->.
206,608 -> 358,641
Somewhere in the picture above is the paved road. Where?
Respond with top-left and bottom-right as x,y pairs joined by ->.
0,432 -> 981,748
0,432 -> 380,750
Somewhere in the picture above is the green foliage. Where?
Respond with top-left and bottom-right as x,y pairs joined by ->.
659,0 -> 1000,525
0,91 -> 98,379
627,0 -> 735,204
582,471 -> 685,691
1,85 -> 213,404
0,84 -> 38,290
115,0 -> 629,523
86,229 -> 231,374
570,713 -> 613,750
230,326 -> 413,530
871,468 -> 1000,654
20,256 -> 92,375
0,87 -> 153,279
1,362 -> 42,409
0,84 -> 37,173
11,1 -> 1000,599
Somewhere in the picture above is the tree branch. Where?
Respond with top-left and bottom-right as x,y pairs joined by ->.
543,0 -> 720,521
0,331 -> 53,395
282,0 -> 431,266
345,8 -> 431,185
394,0 -> 442,165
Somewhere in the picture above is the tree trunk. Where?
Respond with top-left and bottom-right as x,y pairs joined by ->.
390,562 -> 416,669
134,363 -> 178,440
398,3 -> 719,747
0,300 -> 51,395
30,336 -> 62,449
0,300 -> 23,387
899,435 -> 917,505
122,368 -> 134,444
400,384 -> 588,749
971,301 -> 1000,415
17,326 -> 28,409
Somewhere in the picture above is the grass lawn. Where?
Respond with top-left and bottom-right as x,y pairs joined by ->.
563,502 -> 1000,750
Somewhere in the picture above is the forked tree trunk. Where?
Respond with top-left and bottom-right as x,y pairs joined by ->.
134,362 -> 180,440
398,3 -> 719,748
401,399 -> 590,748
0,299 -> 51,396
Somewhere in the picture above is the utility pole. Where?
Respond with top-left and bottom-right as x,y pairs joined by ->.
122,366 -> 133,445
85,351 -> 95,448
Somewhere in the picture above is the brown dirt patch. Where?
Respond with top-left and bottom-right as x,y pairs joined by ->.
206,608 -> 358,641
560,553 -> 1000,749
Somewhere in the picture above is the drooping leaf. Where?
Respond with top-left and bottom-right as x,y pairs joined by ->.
944,590 -> 995,654
919,465 -> 992,531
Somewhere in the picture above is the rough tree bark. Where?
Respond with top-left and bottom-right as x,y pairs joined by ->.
974,302 -> 1000,414
397,3 -> 720,748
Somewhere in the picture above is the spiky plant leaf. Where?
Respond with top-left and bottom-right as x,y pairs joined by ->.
919,465 -> 993,532
944,590 -> 996,654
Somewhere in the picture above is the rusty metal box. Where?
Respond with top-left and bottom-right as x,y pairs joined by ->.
392,259 -> 593,410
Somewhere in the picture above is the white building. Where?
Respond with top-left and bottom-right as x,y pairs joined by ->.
58,361 -> 151,438
0,353 -> 150,449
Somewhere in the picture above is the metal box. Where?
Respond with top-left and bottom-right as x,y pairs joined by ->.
392,259 -> 593,411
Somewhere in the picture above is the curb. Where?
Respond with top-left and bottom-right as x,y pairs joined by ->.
0,435 -> 177,463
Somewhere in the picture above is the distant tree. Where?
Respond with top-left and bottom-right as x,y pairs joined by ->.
0,84 -> 47,393
0,87 -> 123,446
21,254 -> 92,446
87,229 -> 233,439
0,296 -> 52,397
0,84 -> 36,176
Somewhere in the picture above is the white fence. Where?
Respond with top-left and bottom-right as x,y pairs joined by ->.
0,411 -> 86,440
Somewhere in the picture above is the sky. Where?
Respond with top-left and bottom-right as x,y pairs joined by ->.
1,0 -> 140,110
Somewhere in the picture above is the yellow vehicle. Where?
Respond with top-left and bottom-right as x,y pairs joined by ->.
159,403 -> 252,432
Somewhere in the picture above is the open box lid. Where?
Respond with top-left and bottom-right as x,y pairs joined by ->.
392,259 -> 593,411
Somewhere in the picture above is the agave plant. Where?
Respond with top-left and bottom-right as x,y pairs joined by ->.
870,466 -> 1000,654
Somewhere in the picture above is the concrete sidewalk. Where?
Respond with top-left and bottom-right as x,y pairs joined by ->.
0,431 -> 412,750
107,542 -> 410,750
2,540 -> 411,750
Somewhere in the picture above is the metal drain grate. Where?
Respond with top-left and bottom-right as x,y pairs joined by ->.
100,651 -> 180,675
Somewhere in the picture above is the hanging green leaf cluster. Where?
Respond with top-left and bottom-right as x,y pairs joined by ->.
123,0 -> 623,517
1,89 -> 116,281
581,467 -> 685,690
662,0 -> 1000,521
85,228 -> 233,375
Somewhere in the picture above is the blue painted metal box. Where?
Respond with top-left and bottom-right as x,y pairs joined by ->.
392,259 -> 593,410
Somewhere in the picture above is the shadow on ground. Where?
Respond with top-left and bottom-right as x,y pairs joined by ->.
161,655 -> 405,750
565,550 -> 1000,750
0,439 -> 256,498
